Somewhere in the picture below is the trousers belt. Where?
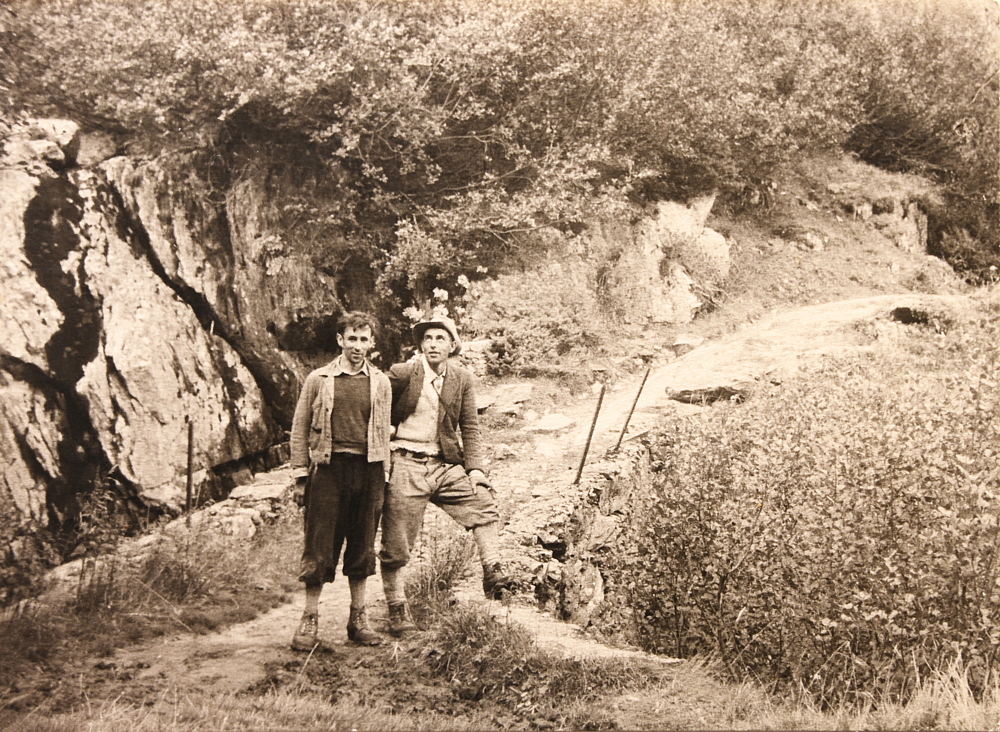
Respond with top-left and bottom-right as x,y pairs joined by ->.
393,447 -> 442,462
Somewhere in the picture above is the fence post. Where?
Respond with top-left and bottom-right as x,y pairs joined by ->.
573,383 -> 606,485
613,367 -> 651,453
185,418 -> 194,513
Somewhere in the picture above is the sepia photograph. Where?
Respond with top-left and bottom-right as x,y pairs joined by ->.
1,0 -> 998,728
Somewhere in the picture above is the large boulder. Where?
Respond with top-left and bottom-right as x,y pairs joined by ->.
643,193 -> 731,289
587,193 -> 731,325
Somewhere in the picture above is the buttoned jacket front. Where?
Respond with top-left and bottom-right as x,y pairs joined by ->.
289,357 -> 392,479
388,357 -> 485,474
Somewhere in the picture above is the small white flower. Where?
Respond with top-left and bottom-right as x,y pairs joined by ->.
432,287 -> 449,302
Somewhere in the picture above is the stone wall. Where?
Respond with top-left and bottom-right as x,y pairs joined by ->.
530,441 -> 654,630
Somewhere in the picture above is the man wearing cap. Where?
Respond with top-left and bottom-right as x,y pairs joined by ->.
379,315 -> 516,636
287,311 -> 392,652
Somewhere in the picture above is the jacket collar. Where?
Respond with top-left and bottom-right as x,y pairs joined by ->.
419,353 -> 447,383
321,355 -> 374,377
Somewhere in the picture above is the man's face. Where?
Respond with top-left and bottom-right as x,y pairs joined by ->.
420,327 -> 454,369
337,326 -> 374,369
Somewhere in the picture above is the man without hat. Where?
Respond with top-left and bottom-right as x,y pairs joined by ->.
379,315 -> 516,636
287,311 -> 392,651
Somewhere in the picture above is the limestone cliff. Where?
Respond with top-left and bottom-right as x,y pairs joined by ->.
0,119 -> 345,584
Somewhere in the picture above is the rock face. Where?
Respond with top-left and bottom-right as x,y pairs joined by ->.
0,119 -> 347,582
1,159 -> 278,534
101,157 -> 338,426
824,171 -> 934,254
588,192 -> 731,325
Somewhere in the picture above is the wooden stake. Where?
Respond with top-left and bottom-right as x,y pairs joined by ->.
185,419 -> 194,513
613,367 -> 651,453
573,383 -> 606,485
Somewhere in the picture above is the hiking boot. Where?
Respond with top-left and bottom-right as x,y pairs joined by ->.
387,602 -> 418,638
347,606 -> 382,646
482,562 -> 517,600
291,612 -> 319,651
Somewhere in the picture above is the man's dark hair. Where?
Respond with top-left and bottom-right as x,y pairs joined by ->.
337,311 -> 377,336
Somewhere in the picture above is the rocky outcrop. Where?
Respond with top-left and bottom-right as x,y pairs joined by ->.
100,157 -> 337,427
825,172 -> 935,254
1,156 -> 278,533
589,193 -> 731,325
1,119 -> 343,582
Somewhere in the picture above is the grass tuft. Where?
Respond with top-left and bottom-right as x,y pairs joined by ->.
405,531 -> 476,620
423,603 -> 662,725
0,505 -> 301,703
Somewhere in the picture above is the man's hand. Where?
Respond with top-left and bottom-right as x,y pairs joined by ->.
291,476 -> 307,507
468,469 -> 492,492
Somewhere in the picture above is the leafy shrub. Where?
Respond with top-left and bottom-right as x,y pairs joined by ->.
460,259 -> 606,375
607,309 -> 1000,706
6,0 -> 996,296
840,0 -> 999,280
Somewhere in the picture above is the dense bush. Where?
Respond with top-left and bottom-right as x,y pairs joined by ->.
4,0 -> 996,294
607,304 -> 1000,705
0,0 -> 998,297
840,0 -> 1000,282
459,259 -> 607,375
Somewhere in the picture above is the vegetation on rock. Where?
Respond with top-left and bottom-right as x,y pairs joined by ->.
4,0 -> 997,320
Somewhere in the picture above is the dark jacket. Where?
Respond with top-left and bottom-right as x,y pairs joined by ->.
388,358 -> 485,473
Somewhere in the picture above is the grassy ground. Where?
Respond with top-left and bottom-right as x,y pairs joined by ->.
1,153 -> 994,729
6,442 -> 1000,732
0,509 -> 302,716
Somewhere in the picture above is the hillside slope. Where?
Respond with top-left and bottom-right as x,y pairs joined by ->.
2,154 -> 986,731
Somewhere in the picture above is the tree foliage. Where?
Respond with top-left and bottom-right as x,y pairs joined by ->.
4,0 -> 998,298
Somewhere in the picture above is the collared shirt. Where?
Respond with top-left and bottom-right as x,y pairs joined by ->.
392,354 -> 445,455
329,354 -> 371,377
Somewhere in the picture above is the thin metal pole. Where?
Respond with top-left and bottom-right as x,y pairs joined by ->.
185,419 -> 194,512
613,367 -> 651,453
573,383 -> 606,485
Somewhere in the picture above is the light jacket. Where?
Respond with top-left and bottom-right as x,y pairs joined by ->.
289,357 -> 392,479
388,357 -> 486,474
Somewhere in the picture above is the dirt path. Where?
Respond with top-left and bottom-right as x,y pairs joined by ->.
493,291 -> 973,564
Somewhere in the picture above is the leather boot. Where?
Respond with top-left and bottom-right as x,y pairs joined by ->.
291,612 -> 319,651
347,606 -> 382,646
482,563 -> 517,600
387,601 -> 418,637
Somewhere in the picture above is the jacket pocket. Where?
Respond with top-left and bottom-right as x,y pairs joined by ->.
310,393 -> 326,431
